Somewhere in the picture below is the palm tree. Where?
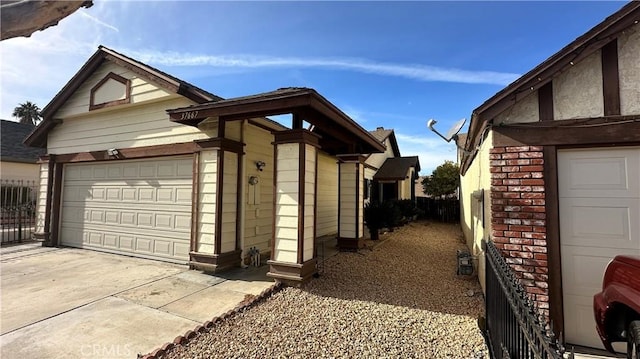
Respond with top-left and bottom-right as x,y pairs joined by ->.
12,101 -> 42,125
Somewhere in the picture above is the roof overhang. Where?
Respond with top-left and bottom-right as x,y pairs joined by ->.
460,1 -> 640,175
167,88 -> 386,154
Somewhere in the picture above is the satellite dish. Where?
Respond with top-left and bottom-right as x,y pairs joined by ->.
427,118 -> 466,143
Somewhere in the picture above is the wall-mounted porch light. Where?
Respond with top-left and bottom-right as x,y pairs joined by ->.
106,148 -> 119,158
255,160 -> 266,171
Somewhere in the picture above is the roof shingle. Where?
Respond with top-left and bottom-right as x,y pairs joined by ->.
1,120 -> 45,163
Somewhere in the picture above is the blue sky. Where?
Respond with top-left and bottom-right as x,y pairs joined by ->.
0,1 -> 627,173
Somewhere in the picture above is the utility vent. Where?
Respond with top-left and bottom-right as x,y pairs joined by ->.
457,250 -> 474,275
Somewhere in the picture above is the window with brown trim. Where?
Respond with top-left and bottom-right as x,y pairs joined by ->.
89,72 -> 131,111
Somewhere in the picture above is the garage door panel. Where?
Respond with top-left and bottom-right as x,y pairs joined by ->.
564,294 -> 603,348
560,246 -> 621,296
559,147 -> 640,349
558,147 -> 640,198
61,157 -> 192,263
559,198 -> 638,249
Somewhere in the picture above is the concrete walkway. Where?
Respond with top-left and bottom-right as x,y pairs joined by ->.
0,244 -> 274,359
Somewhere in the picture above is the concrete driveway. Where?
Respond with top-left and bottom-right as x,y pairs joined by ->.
0,243 -> 274,359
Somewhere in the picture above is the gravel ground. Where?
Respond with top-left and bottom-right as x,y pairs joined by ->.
163,221 -> 487,359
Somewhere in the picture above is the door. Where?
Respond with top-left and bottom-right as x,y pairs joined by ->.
60,157 -> 193,263
558,146 -> 640,348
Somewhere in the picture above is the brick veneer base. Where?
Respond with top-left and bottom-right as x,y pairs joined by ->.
490,145 -> 549,315
138,282 -> 283,359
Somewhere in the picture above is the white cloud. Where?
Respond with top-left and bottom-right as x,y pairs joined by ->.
78,10 -> 119,32
123,49 -> 520,86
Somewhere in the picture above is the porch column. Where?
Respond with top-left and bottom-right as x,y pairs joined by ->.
267,129 -> 320,285
189,138 -> 244,273
337,154 -> 365,250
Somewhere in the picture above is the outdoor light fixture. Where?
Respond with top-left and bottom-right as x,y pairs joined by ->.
255,160 -> 266,171
106,148 -> 119,157
248,176 -> 259,185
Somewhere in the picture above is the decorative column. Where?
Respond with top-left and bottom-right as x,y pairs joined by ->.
267,129 -> 319,285
189,138 -> 244,273
337,154 -> 365,250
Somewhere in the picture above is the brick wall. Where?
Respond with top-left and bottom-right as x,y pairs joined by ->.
489,145 -> 549,314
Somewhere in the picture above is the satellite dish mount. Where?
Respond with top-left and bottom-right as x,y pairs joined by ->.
427,118 -> 468,153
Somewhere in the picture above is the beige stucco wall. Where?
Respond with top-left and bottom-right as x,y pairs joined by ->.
619,22 -> 640,115
0,161 -> 40,182
243,123 -> 275,256
554,50 -> 604,120
460,131 -> 493,291
494,91 -> 539,125
398,168 -> 414,200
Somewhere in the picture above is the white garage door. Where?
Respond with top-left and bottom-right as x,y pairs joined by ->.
61,157 -> 193,263
559,147 -> 640,348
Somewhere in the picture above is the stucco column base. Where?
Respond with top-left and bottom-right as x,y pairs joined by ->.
337,236 -> 364,251
267,259 -> 317,286
189,250 -> 241,273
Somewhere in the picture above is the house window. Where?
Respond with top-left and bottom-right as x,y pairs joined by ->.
89,72 -> 131,111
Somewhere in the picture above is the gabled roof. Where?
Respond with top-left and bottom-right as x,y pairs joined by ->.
24,46 -> 223,148
373,156 -> 421,181
167,87 -> 386,154
369,127 -> 400,157
1,120 -> 45,163
461,1 -> 640,174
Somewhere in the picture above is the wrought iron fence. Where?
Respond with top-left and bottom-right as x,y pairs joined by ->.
1,179 -> 38,245
484,240 -> 573,359
416,197 -> 460,222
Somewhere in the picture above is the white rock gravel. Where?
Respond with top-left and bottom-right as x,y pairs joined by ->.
163,221 -> 487,359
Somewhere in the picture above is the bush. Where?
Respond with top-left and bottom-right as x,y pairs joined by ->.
364,201 -> 385,240
393,199 -> 418,221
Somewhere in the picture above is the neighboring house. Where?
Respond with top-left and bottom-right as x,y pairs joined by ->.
459,2 -> 640,350
414,176 -> 428,198
0,120 -> 45,182
24,46 -> 394,284
365,127 -> 421,203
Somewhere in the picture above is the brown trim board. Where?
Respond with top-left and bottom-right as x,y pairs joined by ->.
50,162 -> 64,247
493,116 -> 640,147
89,72 -> 131,111
538,82 -> 554,122
297,142 -> 306,264
190,250 -> 242,273
544,146 -> 563,338
601,39 -> 620,116
214,149 -> 224,255
190,152 -> 200,253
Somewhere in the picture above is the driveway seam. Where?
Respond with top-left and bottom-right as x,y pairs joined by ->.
1,269 -> 187,336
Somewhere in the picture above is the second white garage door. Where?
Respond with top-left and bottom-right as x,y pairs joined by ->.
558,146 -> 640,349
61,157 -> 193,263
